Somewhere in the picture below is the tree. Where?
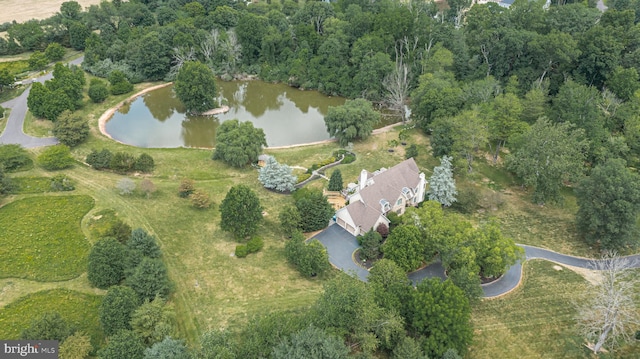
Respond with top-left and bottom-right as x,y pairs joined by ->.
382,225 -> 425,272
450,108 -> 489,172
100,286 -> 141,336
473,221 -> 523,278
198,329 -> 237,359
20,312 -> 74,342
37,144 -> 74,170
507,118 -> 588,204
68,21 -> 90,50
98,330 -> 145,359
189,190 -> 211,209
110,152 -> 136,173
576,253 -> 640,354
271,326 -> 350,359
88,79 -> 109,103
86,149 -> 112,170
488,93 -> 526,162
0,69 -> 12,93
279,205 -> 301,238
383,57 -> 411,123
109,70 -> 133,95
144,337 -> 191,359
131,296 -> 175,346
327,169 -> 343,191
219,185 -> 263,239
60,1 -> 82,20
324,99 -> 380,146
368,259 -> 412,316
88,237 -> 127,289
213,119 -> 267,168
178,179 -> 195,198
117,178 -> 136,195
410,73 -> 462,132
174,61 -> 218,114
106,219 -> 132,244
258,156 -> 297,192
606,66 -> 640,101
293,188 -> 333,232
284,232 -> 331,277
140,179 -> 157,198
126,228 -> 161,274
392,337 -> 428,359
405,144 -> 418,159
428,156 -> 457,207
53,110 -> 89,147
358,229 -> 382,261
410,278 -> 472,358
134,153 -> 155,172
576,158 -> 640,249
28,51 -> 48,71
58,332 -> 92,359
128,257 -> 172,301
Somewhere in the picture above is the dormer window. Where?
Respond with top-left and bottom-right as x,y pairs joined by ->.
402,187 -> 413,199
380,199 -> 390,213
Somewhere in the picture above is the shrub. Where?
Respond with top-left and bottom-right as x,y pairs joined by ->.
451,186 -> 480,214
405,144 -> 418,159
37,145 -> 74,170
109,70 -> 133,95
50,174 -> 75,191
134,153 -> 155,173
296,173 -> 311,183
86,149 -> 113,169
376,223 -> 389,239
235,245 -> 248,258
178,179 -> 195,198
110,152 -> 135,173
88,78 -> 109,103
140,179 -> 157,198
284,232 -> 330,277
0,144 -> 32,171
20,312 -> 74,342
247,236 -> 264,253
190,190 -> 211,209
358,230 -> 382,261
106,219 -> 133,244
117,178 -> 136,195
44,42 -> 65,62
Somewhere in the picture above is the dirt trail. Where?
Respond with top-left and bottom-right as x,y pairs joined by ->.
0,274 -> 105,307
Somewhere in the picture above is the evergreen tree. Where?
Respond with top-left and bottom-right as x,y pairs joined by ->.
100,286 -> 141,336
327,169 -> 343,191
293,188 -> 333,232
428,155 -> 457,207
258,156 -> 297,192
88,237 -> 126,289
53,110 -> 89,147
98,330 -> 145,359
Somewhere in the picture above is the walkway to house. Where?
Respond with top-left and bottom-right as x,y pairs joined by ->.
312,225 -> 640,298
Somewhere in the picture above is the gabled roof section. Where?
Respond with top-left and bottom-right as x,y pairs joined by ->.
343,158 -> 422,232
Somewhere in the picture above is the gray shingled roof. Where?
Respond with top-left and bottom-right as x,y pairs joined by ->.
345,158 -> 421,231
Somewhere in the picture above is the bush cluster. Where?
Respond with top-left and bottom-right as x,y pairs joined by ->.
235,237 -> 264,258
305,156 -> 337,174
295,173 -> 311,184
86,149 -> 154,173
37,145 -> 74,170
0,144 -> 32,171
333,149 -> 356,164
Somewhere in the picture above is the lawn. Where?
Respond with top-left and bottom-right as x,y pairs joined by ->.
471,260 -> 640,358
8,176 -> 54,194
0,195 -> 94,281
0,289 -> 104,349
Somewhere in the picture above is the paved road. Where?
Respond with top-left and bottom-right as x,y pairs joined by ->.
314,225 -> 640,298
0,57 -> 84,148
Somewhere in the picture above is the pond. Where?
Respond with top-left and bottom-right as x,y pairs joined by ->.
105,81 -> 374,148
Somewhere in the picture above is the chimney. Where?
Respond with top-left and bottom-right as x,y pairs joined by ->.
359,169 -> 368,190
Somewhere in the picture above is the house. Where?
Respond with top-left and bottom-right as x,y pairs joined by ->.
334,158 -> 427,236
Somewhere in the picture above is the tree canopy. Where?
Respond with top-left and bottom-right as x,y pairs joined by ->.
174,61 -> 218,114
324,99 -> 380,146
219,184 -> 263,239
213,119 -> 267,168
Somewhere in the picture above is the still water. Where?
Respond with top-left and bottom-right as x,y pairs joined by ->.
105,81 -> 351,148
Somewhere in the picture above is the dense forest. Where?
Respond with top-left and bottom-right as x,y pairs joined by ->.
3,0 -> 640,357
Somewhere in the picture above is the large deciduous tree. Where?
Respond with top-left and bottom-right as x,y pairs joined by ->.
507,118 -> 587,204
410,278 -> 472,358
428,155 -> 457,207
219,184 -> 263,239
324,99 -> 380,146
174,61 -> 218,114
576,158 -> 640,249
382,225 -> 425,272
53,110 -> 89,147
213,119 -> 267,168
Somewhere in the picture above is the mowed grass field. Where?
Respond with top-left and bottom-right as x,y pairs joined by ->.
0,195 -> 94,281
0,289 -> 103,348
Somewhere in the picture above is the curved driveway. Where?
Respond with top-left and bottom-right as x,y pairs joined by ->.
313,224 -> 640,298
0,57 -> 84,148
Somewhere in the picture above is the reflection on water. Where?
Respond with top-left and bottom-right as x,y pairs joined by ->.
105,80 -> 349,148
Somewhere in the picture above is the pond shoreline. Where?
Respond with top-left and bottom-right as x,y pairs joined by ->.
97,82 -> 402,150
